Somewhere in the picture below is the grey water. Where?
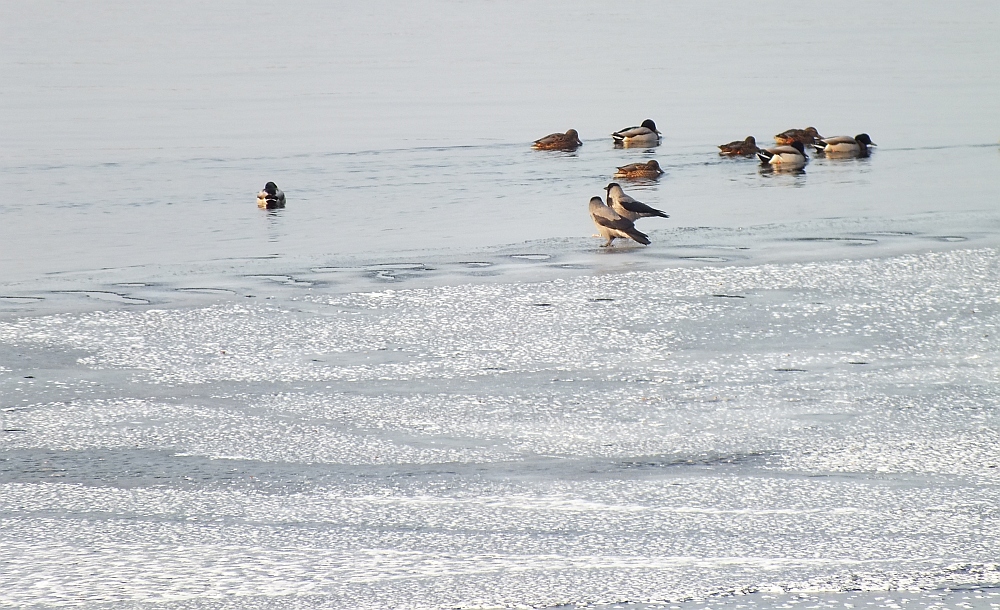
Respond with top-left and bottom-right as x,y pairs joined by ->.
2,2 -> 1000,608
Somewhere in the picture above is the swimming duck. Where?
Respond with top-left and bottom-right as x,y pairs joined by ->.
757,141 -> 808,169
718,136 -> 761,157
257,182 -> 285,209
812,133 -> 876,157
532,129 -> 582,150
605,183 -> 669,222
612,119 -> 661,146
589,196 -> 650,247
614,160 -> 664,179
774,127 -> 824,146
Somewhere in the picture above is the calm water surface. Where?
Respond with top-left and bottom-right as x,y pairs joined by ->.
1,2 -> 999,608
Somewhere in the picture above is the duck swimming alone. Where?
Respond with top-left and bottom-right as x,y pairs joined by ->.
257,182 -> 286,209
757,141 -> 809,169
812,133 -> 876,157
718,136 -> 761,157
532,129 -> 583,150
612,119 -> 661,146
774,127 -> 824,146
614,160 -> 664,179
604,183 -> 669,222
589,196 -> 650,247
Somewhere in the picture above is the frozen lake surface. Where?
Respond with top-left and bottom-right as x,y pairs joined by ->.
1,1 -> 999,608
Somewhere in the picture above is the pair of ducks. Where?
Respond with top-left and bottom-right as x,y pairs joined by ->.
719,128 -> 876,169
589,183 -> 669,247
532,119 -> 662,150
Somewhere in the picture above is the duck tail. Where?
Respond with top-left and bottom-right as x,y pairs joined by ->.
756,151 -> 773,165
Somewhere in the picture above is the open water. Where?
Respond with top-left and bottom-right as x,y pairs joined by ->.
1,2 -> 999,608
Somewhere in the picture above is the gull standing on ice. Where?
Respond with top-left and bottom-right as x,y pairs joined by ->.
612,119 -> 661,146
604,183 -> 669,222
589,196 -> 650,247
257,182 -> 286,209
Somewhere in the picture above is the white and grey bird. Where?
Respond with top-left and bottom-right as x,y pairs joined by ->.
589,196 -> 650,247
612,119 -> 661,146
812,133 -> 876,157
604,183 -> 669,222
257,181 -> 285,209
757,141 -> 808,169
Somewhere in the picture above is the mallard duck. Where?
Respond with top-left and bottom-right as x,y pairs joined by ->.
774,127 -> 824,146
614,160 -> 664,179
257,182 -> 285,209
589,196 -> 650,247
532,129 -> 582,150
718,136 -> 761,157
612,119 -> 661,146
605,183 -> 669,222
757,141 -> 808,168
812,133 -> 876,157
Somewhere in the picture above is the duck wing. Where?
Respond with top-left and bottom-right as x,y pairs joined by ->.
817,136 -> 856,146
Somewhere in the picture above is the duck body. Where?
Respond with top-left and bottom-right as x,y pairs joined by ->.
257,182 -> 285,209
589,196 -> 650,247
605,183 -> 669,222
533,129 -> 582,150
812,133 -> 875,157
774,127 -> 824,146
614,160 -> 664,179
757,141 -> 808,169
612,119 -> 661,146
718,136 -> 761,157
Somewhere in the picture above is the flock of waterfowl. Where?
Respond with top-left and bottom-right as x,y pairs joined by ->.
533,120 -> 876,247
256,121 -> 875,249
719,127 -> 876,168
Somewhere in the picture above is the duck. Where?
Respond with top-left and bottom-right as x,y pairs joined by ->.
532,129 -> 582,150
718,136 -> 761,157
614,160 -> 664,179
757,141 -> 808,169
812,133 -> 876,157
774,127 -> 824,146
604,183 -> 669,222
612,119 -> 661,146
589,196 -> 650,247
257,182 -> 286,209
